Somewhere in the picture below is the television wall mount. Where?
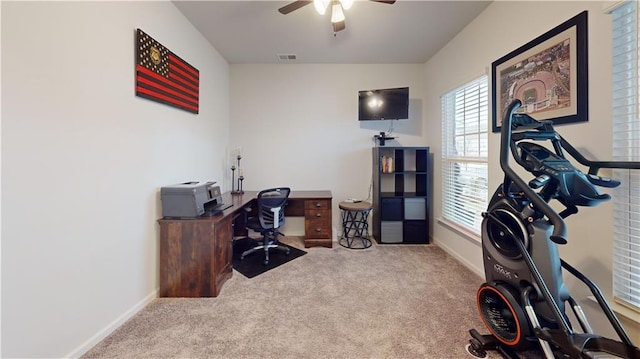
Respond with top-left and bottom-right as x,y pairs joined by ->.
374,131 -> 396,146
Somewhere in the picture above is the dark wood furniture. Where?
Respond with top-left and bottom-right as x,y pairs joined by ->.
372,147 -> 430,244
284,191 -> 333,248
158,190 -> 332,297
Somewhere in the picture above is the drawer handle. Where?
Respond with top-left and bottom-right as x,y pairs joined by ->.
315,202 -> 322,208
315,213 -> 322,217
315,228 -> 322,232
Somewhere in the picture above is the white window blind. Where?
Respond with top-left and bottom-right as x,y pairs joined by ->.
441,76 -> 489,234
611,0 -> 640,312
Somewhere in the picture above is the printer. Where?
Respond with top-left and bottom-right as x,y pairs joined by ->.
160,181 -> 223,218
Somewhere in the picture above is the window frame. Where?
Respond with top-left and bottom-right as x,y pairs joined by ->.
610,0 -> 640,314
441,76 -> 489,235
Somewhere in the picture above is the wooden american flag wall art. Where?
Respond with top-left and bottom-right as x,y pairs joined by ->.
135,29 -> 200,114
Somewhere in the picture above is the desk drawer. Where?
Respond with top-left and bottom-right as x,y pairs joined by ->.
305,209 -> 331,238
305,209 -> 331,221
305,199 -> 331,210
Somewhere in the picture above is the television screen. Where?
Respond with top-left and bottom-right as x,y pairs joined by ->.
358,87 -> 409,121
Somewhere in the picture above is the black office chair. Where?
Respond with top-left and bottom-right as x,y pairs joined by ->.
240,187 -> 291,265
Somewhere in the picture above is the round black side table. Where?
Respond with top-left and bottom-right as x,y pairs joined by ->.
338,201 -> 373,249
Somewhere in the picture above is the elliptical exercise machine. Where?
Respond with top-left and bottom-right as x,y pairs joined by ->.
467,100 -> 640,359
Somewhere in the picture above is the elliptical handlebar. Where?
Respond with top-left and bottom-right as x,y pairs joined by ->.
500,99 -> 640,244
500,100 -> 568,244
558,136 -> 640,174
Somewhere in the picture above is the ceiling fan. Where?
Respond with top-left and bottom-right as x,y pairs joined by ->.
278,0 -> 397,33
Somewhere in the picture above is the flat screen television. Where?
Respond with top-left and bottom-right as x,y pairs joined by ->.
358,87 -> 409,121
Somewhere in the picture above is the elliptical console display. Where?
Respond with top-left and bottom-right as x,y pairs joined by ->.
467,100 -> 640,359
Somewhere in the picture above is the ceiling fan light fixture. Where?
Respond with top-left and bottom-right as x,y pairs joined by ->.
330,3 -> 345,23
278,0 -> 397,33
340,0 -> 353,10
313,0 -> 330,15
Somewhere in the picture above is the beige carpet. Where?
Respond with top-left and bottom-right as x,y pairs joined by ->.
82,237 -> 490,358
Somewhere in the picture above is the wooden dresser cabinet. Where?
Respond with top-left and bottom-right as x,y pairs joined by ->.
304,198 -> 332,248
283,191 -> 333,248
158,214 -> 233,297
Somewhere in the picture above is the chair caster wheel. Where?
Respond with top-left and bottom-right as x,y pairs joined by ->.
263,260 -> 269,265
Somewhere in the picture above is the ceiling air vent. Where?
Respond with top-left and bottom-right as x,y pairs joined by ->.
277,53 -> 297,61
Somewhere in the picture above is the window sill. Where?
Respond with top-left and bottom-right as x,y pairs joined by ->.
587,296 -> 640,325
437,217 -> 482,244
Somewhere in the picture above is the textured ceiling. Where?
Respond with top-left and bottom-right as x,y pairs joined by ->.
173,0 -> 492,64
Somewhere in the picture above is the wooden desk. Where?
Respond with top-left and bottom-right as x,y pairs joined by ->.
158,190 -> 332,297
283,190 -> 333,248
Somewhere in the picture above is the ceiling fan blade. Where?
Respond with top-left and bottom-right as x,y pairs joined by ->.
332,20 -> 346,33
368,0 -> 396,4
278,0 -> 312,14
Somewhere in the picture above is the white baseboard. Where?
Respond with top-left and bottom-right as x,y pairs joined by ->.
432,238 -> 484,278
65,289 -> 158,358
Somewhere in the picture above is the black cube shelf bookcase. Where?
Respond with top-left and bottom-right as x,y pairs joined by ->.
372,146 -> 430,244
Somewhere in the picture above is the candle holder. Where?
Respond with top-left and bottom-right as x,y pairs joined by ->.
237,175 -> 245,195
230,165 -> 237,194
231,155 -> 244,195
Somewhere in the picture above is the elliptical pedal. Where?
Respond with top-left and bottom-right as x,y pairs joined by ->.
466,329 -> 520,359
465,342 -> 488,359
585,352 -> 627,359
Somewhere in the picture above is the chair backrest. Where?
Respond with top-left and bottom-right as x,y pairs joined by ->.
256,187 -> 291,230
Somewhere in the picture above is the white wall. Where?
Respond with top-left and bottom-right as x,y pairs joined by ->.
1,1 -> 230,357
230,64 -> 426,236
2,1 -> 637,357
425,0 -> 638,339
